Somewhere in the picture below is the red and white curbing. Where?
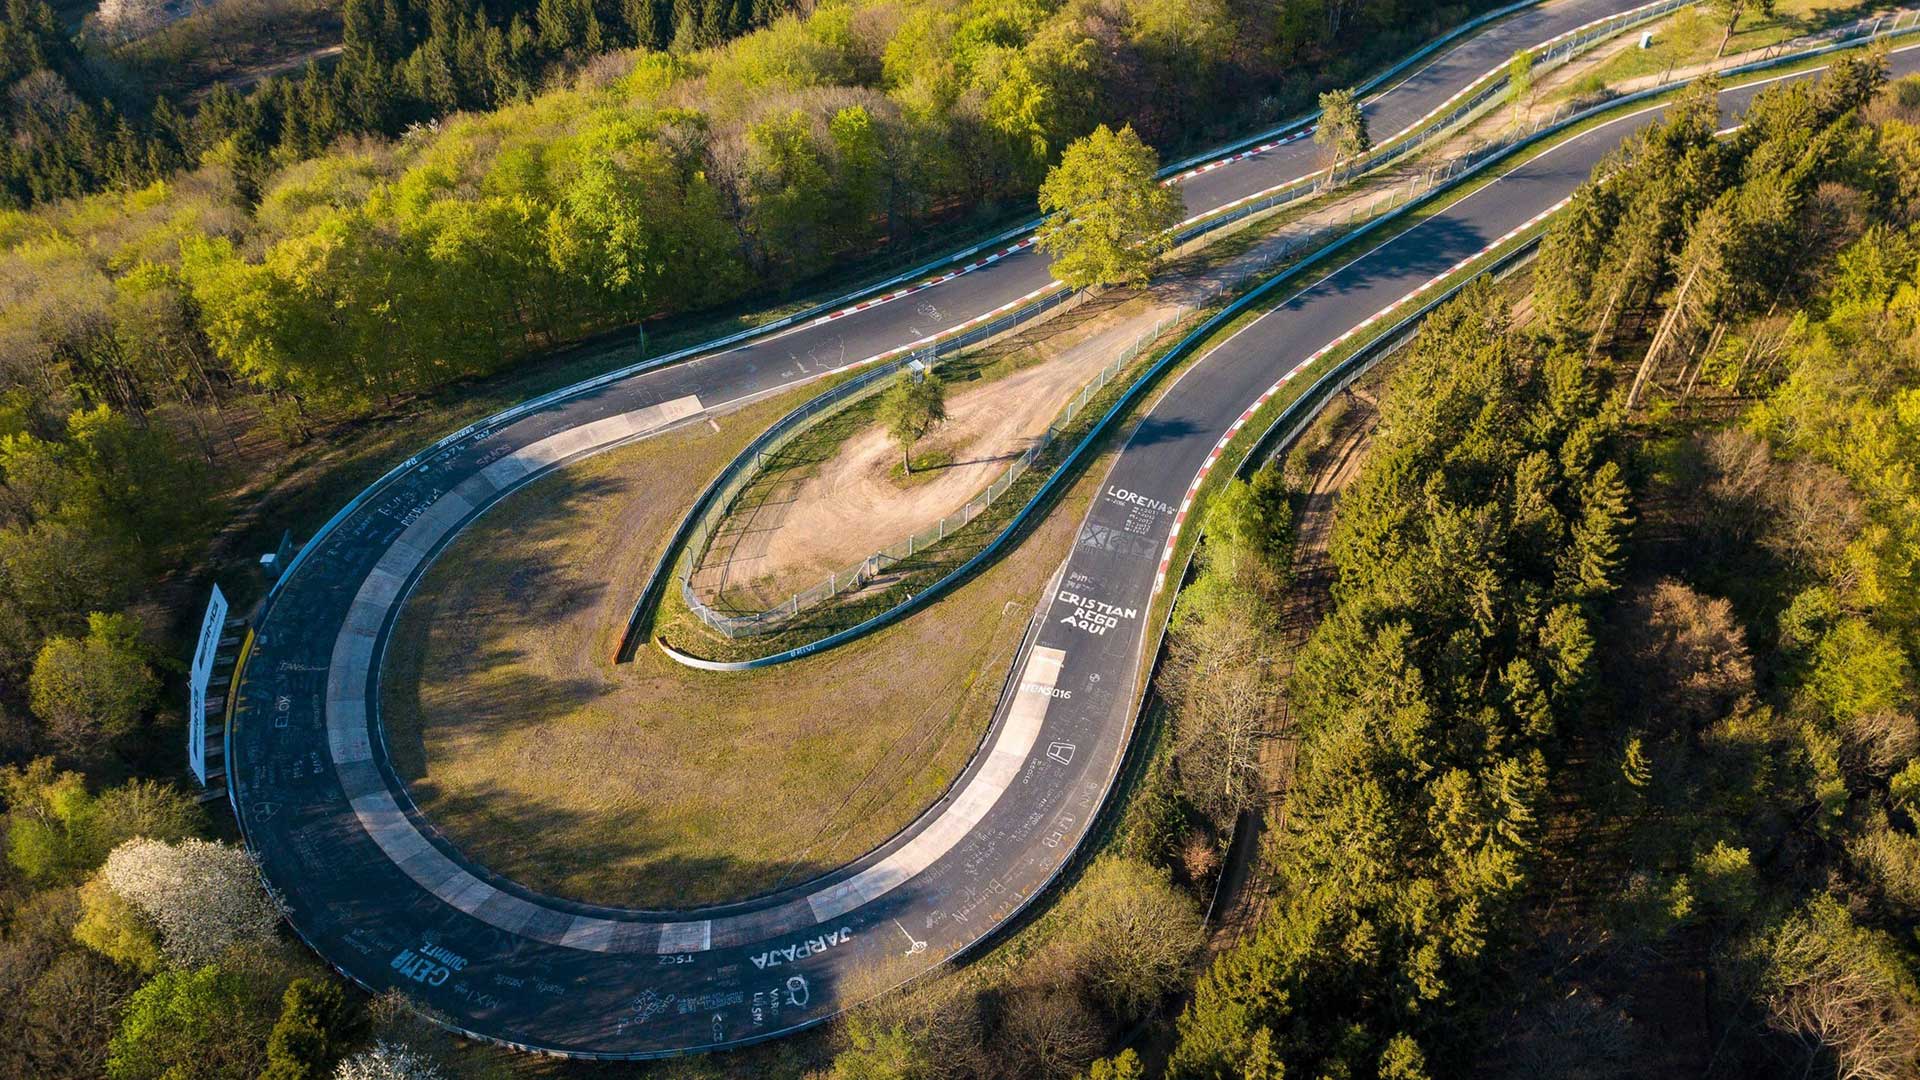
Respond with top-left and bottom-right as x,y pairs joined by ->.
799,2 -> 1676,331
1167,0 -> 1680,232
1149,195 -> 1573,595
803,120 -> 1305,327
1385,0 -> 1685,150
1166,130 -> 1315,184
810,238 -> 1040,325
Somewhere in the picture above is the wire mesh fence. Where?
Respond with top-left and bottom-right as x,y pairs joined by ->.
684,311 -> 1179,637
670,4 -> 1920,641
1173,0 -> 1692,244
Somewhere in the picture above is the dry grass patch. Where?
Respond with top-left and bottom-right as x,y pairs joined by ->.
381,384 -> 1102,910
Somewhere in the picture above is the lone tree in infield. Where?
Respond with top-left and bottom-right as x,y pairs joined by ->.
1036,123 -> 1184,288
1314,87 -> 1371,170
1508,49 -> 1536,123
882,369 -> 948,474
1710,0 -> 1775,57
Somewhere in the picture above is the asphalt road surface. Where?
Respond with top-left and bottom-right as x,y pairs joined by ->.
231,7 -> 1901,1059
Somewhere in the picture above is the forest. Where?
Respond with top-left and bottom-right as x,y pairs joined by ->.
1,0 -> 1916,1072
0,0 -> 794,207
0,0 -> 1516,1076
1157,52 -> 1920,1079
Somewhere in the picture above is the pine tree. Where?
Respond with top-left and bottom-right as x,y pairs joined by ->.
261,979 -> 366,1080
621,0 -> 658,48
1243,1026 -> 1283,1080
342,0 -> 381,58
536,0 -> 574,53
580,0 -> 604,53
1620,734 -> 1654,789
1558,460 -> 1632,601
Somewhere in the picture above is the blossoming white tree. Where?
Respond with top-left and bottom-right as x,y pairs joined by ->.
92,0 -> 170,42
334,1041 -> 447,1080
100,837 -> 280,967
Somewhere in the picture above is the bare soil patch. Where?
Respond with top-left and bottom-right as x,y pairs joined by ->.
380,383 -> 1104,910
694,177 -> 1408,612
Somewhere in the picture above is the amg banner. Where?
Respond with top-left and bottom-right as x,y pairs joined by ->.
188,585 -> 227,786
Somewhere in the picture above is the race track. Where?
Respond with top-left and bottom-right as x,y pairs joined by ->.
229,6 -> 1907,1058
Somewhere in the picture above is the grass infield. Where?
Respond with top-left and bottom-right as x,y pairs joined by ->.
379,379 -> 1112,910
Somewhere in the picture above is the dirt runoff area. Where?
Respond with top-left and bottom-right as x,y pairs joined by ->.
380,379 -> 1106,911
701,177 -> 1411,606
711,300 -> 1159,603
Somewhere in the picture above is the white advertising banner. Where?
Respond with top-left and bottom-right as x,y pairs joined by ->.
188,585 -> 227,786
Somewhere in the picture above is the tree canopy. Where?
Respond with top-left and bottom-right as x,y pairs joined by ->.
1035,122 -> 1183,287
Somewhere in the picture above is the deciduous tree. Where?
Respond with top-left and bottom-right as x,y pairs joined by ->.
98,838 -> 281,969
880,370 -> 947,474
1035,123 -> 1182,288
1314,87 -> 1370,169
28,611 -> 159,753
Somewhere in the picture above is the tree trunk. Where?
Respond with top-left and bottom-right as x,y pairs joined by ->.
1629,263 -> 1700,410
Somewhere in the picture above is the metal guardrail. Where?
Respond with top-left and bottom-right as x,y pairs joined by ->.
640,6 -> 1920,667
1169,0 -> 1693,242
259,0 -> 1622,611
683,312 -> 1178,637
667,0 -> 1709,640
1180,230 -> 1550,937
661,0 -> 1703,643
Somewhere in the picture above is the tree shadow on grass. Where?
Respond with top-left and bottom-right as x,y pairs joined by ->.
380,467 -> 628,783
395,773 -> 832,912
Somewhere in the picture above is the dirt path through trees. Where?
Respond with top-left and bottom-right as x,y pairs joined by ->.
1206,386 -> 1380,950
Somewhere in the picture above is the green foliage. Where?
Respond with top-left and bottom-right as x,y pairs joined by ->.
73,872 -> 164,974
1507,49 -> 1535,118
0,884 -> 143,1077
2,759 -> 203,884
1085,1048 -> 1143,1080
263,978 -> 368,1080
1378,1033 -> 1430,1080
831,1019 -> 928,1080
0,0 -> 783,209
1171,280 -> 1626,1077
28,611 -> 161,752
1,0 -> 1500,446
1709,0 -> 1775,57
2,758 -> 97,883
1892,759 -> 1920,823
1207,463 -> 1293,570
0,406 -> 205,669
879,370 -> 948,473
107,965 -> 272,1080
1313,87 -> 1370,165
1174,461 -> 1292,639
1689,840 -> 1757,920
1116,733 -> 1188,870
1047,856 -> 1204,1023
1807,616 -> 1911,723
1036,123 -> 1183,288
1529,61 -> 1920,1074
1750,895 -> 1920,1077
